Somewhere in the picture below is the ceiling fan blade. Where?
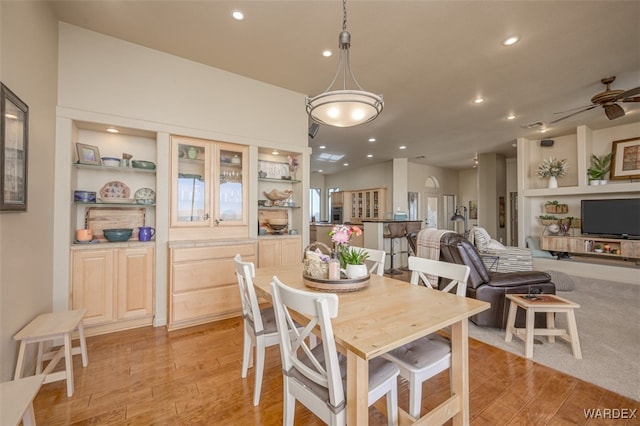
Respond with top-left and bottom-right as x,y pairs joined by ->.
621,96 -> 640,103
549,105 -> 598,124
604,103 -> 625,120
553,104 -> 594,114
612,86 -> 640,101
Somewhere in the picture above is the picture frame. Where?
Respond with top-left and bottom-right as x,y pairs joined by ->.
610,137 -> 640,180
1,83 -> 29,212
76,142 -> 101,166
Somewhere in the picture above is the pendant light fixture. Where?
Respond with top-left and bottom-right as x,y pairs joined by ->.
305,0 -> 383,127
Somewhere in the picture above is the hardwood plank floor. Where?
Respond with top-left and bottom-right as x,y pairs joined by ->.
32,272 -> 639,425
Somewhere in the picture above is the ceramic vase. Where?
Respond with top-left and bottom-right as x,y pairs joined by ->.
343,264 -> 368,279
548,176 -> 558,189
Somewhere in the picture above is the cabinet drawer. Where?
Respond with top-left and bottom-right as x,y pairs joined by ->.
172,259 -> 234,292
172,243 -> 255,262
171,285 -> 240,322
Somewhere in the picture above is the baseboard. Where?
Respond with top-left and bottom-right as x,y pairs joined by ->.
533,257 -> 640,285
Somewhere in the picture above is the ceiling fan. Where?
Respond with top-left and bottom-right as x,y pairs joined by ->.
550,76 -> 640,124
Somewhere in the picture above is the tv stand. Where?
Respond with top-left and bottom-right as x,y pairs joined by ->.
541,235 -> 640,260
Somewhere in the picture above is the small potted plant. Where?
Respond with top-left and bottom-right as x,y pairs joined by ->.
587,153 -> 612,186
594,244 -> 603,253
537,157 -> 568,189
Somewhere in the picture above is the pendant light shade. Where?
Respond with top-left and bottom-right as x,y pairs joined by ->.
306,1 -> 383,127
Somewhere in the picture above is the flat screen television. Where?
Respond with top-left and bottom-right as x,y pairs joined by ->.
581,198 -> 640,238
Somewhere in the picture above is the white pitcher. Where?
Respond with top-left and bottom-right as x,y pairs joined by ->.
341,264 -> 368,279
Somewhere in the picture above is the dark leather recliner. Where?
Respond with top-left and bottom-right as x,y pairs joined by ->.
439,233 -> 556,329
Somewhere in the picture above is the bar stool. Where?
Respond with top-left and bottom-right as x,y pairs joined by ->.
384,222 -> 406,275
405,222 -> 422,257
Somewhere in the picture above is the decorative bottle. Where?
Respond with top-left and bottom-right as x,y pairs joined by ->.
328,250 -> 340,280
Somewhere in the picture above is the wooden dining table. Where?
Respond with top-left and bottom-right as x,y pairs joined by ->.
252,264 -> 490,425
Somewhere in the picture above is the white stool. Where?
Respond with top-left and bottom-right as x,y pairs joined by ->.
13,310 -> 88,397
0,375 -> 45,426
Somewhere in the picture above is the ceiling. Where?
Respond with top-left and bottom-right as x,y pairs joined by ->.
49,0 -> 640,174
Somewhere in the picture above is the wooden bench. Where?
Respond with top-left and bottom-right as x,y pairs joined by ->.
13,310 -> 88,397
0,375 -> 45,425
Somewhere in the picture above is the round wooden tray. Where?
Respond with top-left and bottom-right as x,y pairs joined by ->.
303,274 -> 370,293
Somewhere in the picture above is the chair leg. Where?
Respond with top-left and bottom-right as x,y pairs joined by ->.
387,380 -> 399,426
408,374 -> 422,419
283,381 -> 295,426
253,337 -> 265,406
241,328 -> 252,378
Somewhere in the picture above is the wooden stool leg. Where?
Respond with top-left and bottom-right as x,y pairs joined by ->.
14,342 -> 27,380
77,321 -> 89,367
505,301 -> 518,342
525,308 -> 535,359
36,342 -> 45,374
22,402 -> 36,426
546,312 -> 556,343
566,310 -> 582,359
64,332 -> 74,397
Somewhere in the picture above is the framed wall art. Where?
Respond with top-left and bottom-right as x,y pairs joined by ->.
1,83 -> 29,211
76,143 -> 101,166
610,137 -> 640,180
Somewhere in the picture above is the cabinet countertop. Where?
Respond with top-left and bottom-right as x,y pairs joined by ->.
71,241 -> 155,250
258,234 -> 300,240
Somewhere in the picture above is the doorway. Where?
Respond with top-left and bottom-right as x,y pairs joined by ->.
510,192 -> 518,246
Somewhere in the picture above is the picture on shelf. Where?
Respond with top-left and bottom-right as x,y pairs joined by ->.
76,143 -> 101,166
610,137 -> 640,180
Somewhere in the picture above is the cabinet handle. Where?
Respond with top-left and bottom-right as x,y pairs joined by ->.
203,213 -> 210,220
215,218 -> 224,226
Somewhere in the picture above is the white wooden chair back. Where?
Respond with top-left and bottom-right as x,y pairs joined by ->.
234,254 -> 265,334
407,256 -> 470,297
350,246 -> 386,276
271,276 -> 345,419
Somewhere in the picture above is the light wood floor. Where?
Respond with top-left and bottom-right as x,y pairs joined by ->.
33,274 -> 639,425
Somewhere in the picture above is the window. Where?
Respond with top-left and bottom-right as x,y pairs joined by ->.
309,188 -> 321,222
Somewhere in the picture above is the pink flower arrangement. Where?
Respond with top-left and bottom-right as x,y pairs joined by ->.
288,155 -> 298,173
329,224 -> 362,246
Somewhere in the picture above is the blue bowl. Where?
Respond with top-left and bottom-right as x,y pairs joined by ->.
103,228 -> 133,242
74,190 -> 96,203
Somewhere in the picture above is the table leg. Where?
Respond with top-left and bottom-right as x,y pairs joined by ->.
347,350 -> 369,425
450,319 -> 469,426
566,310 -> 582,359
14,342 -> 27,380
64,332 -> 74,397
525,308 -> 535,359
505,301 -> 517,342
546,312 -> 556,343
77,321 -> 89,367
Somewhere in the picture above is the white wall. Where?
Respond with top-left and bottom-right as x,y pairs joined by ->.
0,1 -> 58,381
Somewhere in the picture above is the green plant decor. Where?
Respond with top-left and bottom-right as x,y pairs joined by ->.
537,157 -> 568,178
545,200 -> 560,206
587,153 -> 612,180
339,246 -> 369,268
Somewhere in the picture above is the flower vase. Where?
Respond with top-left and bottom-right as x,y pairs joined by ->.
548,176 -> 558,189
342,264 -> 368,279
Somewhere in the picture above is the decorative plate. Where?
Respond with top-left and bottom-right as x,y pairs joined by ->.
100,181 -> 130,199
135,187 -> 156,204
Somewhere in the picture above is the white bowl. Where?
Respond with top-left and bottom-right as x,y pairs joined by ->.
102,157 -> 120,167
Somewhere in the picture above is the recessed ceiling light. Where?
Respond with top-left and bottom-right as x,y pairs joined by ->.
507,114 -> 516,120
319,145 -> 326,149
318,169 -> 324,173
366,154 -> 373,158
232,10 -> 244,20
473,97 -> 485,104
540,128 -> 548,133
106,127 -> 119,133
343,163 -> 349,166
322,50 -> 332,57
272,150 -> 279,155
399,145 -> 407,150
502,35 -> 520,46
512,143 -> 517,148
368,138 -> 376,142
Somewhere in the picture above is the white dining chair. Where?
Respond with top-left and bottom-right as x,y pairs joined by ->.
383,256 -> 470,419
270,276 -> 399,426
349,246 -> 386,276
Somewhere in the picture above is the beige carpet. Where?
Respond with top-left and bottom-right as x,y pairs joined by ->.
467,276 -> 640,401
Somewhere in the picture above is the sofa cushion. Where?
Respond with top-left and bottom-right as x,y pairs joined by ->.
471,227 -> 491,250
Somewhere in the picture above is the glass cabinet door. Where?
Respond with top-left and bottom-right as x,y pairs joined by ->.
216,144 -> 247,225
172,138 -> 211,227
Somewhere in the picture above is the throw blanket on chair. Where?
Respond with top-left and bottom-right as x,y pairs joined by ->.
416,228 -> 454,285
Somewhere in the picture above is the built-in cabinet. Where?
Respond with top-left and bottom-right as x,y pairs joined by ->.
71,245 -> 154,334
168,241 -> 256,331
542,235 -> 640,260
349,188 -> 387,223
518,124 -> 640,268
170,135 -> 249,240
258,235 -> 302,267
